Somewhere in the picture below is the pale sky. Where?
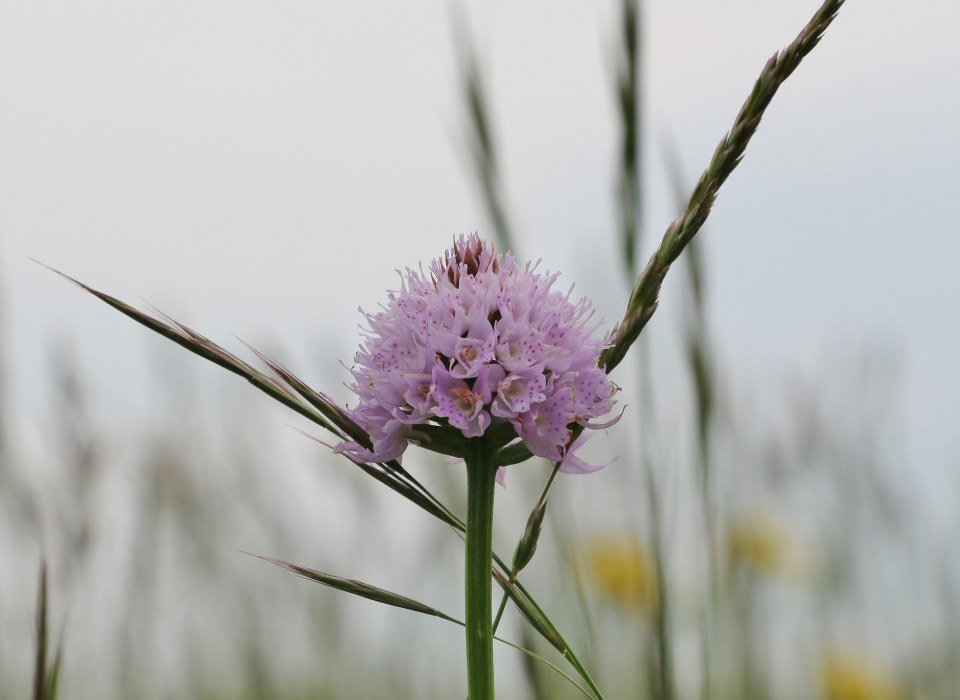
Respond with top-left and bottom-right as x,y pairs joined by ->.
2,0 -> 958,491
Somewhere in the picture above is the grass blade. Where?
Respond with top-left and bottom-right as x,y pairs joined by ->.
41,264 -> 348,439
32,559 -> 62,700
242,342 -> 373,449
253,554 -> 460,622
32,561 -> 48,700
616,0 -> 644,278
453,11 -> 515,254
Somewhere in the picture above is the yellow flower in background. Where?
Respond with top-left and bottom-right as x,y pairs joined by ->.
578,536 -> 659,614
726,514 -> 813,579
820,653 -> 904,700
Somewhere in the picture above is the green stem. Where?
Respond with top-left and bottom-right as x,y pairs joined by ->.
385,455 -> 602,697
465,438 -> 498,700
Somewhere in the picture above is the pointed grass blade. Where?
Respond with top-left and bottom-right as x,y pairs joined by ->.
242,343 -> 373,450
43,265 -> 347,439
253,554 -> 460,622
292,427 -> 458,527
493,569 -> 565,656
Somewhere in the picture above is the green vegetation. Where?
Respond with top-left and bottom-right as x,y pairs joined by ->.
3,1 -> 957,698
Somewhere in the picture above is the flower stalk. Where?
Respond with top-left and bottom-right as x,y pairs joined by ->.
464,437 -> 498,699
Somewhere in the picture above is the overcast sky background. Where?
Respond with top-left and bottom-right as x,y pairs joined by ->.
1,0 -> 958,517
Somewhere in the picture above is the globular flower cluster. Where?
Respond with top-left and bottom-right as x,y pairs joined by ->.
338,234 -> 619,471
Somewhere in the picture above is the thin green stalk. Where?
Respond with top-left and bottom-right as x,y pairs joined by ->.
685,240 -> 719,700
465,437 -> 499,700
664,137 -> 718,700
616,0 -> 643,279
492,590 -> 509,634
601,0 -> 846,372
564,652 -> 606,700
633,334 -> 674,700
32,559 -> 62,700
518,624 -> 548,700
643,449 -> 675,700
33,561 -> 49,700
614,3 -> 671,691
453,12 -> 515,254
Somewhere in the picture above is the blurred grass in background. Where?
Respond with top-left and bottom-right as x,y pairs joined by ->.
2,1 -> 958,699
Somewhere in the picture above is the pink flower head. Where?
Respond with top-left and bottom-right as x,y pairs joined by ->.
337,234 -> 619,467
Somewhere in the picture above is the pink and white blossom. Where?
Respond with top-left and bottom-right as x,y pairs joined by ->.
337,234 -> 619,468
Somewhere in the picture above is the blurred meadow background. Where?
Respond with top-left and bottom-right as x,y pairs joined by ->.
2,0 -> 959,698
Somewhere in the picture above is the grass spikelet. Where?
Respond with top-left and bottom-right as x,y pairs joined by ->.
601,0 -> 846,372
